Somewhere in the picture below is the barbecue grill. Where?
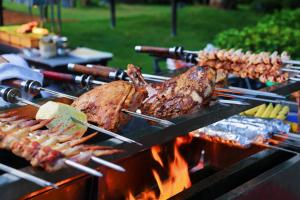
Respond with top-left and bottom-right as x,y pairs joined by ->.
0,77 -> 300,200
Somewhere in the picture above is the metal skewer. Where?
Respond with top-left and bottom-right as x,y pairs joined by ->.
2,79 -> 77,100
63,159 -> 102,177
283,60 -> 300,66
225,86 -> 286,99
281,68 -> 300,73
91,157 -> 125,172
0,163 -> 58,188
217,99 -> 250,106
256,142 -> 299,154
216,92 -> 297,106
121,109 -> 175,127
71,117 -> 142,146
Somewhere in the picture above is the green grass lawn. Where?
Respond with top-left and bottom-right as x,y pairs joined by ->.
4,2 -> 262,73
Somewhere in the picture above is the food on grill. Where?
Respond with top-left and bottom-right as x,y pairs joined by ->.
198,49 -> 290,83
128,65 -> 216,120
36,101 -> 88,138
0,112 -> 119,172
242,103 -> 289,120
195,115 -> 290,147
72,79 -> 147,131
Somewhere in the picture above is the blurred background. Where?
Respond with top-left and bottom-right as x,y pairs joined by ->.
2,0 -> 300,73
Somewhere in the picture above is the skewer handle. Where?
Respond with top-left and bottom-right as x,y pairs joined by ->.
68,63 -> 127,81
68,63 -> 109,78
41,70 -> 77,82
135,46 -> 171,55
86,64 -> 117,77
1,79 -> 24,89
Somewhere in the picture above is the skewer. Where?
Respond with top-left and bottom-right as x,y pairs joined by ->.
2,79 -> 77,100
71,117 -> 142,146
255,142 -> 299,154
35,69 -> 107,87
273,134 -> 300,146
217,99 -> 249,106
121,109 -> 175,127
284,60 -> 300,65
86,64 -> 170,81
216,92 -> 297,106
0,163 -> 58,188
135,45 -> 300,67
63,159 -> 102,177
68,63 -> 165,83
225,86 -> 286,99
90,157 -> 125,172
281,68 -> 300,73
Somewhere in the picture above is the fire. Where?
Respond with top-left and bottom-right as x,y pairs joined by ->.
127,135 -> 192,200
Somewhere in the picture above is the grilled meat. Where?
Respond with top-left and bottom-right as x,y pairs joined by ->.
0,113 -> 120,172
198,49 -> 290,83
127,65 -> 216,120
72,80 -> 147,131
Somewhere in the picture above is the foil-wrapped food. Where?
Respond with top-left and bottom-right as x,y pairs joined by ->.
197,115 -> 290,147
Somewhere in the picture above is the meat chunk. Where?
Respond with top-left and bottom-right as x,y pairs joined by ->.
72,80 -> 147,131
128,66 -> 216,120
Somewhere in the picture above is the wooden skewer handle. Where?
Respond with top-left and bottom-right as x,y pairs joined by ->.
68,63 -> 113,79
1,79 -> 23,88
86,64 -> 117,77
135,46 -> 170,55
41,70 -> 76,82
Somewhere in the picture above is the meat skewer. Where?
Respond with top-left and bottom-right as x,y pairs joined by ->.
0,87 -> 142,146
0,114 -> 121,174
0,117 -> 102,175
134,45 -> 300,83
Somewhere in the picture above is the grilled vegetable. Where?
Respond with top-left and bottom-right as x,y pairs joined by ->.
261,103 -> 273,118
254,104 -> 266,117
244,106 -> 259,115
270,104 -> 282,118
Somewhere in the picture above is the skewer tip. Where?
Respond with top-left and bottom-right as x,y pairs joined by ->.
67,63 -> 75,70
47,183 -> 59,189
135,46 -> 142,52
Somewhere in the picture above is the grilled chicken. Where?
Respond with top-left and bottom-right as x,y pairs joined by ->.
127,65 -> 216,120
72,80 -> 147,131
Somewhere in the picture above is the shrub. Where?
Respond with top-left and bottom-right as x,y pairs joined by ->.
214,9 -> 300,58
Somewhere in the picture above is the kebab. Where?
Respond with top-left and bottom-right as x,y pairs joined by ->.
0,111 -> 123,174
135,45 -> 300,83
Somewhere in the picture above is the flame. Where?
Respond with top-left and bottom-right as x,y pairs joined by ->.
127,135 -> 192,200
